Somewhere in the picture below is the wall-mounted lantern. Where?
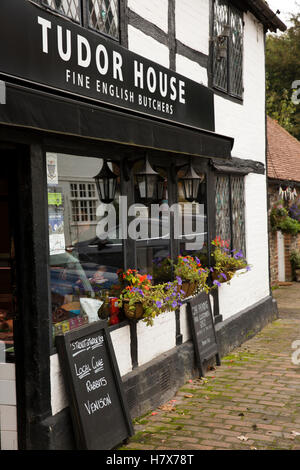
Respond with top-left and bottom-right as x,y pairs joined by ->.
179,163 -> 205,203
135,154 -> 164,203
94,160 -> 118,204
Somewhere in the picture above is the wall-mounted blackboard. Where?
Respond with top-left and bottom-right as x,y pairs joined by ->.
188,291 -> 221,377
56,321 -> 134,450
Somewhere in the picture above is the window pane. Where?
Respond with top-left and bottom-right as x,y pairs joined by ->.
229,6 -> 243,98
88,0 -> 119,40
47,154 -> 123,341
0,176 -> 15,364
43,0 -> 80,22
178,174 -> 208,266
213,0 -> 229,92
215,175 -> 231,246
133,163 -> 171,284
230,176 -> 246,255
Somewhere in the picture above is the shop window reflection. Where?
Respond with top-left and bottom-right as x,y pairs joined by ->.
47,153 -> 124,341
133,161 -> 171,284
177,172 -> 208,266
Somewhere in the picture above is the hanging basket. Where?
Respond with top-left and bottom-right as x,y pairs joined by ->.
181,281 -> 197,298
212,270 -> 235,284
123,300 -> 144,320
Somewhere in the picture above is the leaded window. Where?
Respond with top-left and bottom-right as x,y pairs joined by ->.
42,0 -> 81,22
215,175 -> 246,255
88,0 -> 119,40
42,1 -> 120,41
212,0 -> 244,99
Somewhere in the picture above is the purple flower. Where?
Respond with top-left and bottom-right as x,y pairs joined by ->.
234,250 -> 243,259
172,301 -> 177,308
147,274 -> 153,280
220,273 -> 227,280
210,267 -> 214,273
156,301 -> 162,308
213,280 -> 221,287
246,265 -> 251,271
195,257 -> 200,264
176,276 -> 182,285
165,297 -> 170,301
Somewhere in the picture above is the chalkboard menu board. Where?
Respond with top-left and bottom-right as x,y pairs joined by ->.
56,321 -> 134,450
188,291 -> 221,377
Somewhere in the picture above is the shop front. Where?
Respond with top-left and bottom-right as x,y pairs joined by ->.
0,0 -> 278,450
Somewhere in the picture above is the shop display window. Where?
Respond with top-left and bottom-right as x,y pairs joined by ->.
177,173 -> 208,266
133,163 -> 172,284
47,153 -> 124,340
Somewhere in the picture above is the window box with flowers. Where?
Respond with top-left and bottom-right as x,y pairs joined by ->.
210,237 -> 251,287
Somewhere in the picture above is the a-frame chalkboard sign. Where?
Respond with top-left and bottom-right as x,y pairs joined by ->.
188,291 -> 221,377
56,320 -> 134,450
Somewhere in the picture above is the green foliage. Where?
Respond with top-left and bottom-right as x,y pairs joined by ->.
266,12 -> 300,139
276,216 -> 300,235
290,250 -> 300,269
269,200 -> 300,234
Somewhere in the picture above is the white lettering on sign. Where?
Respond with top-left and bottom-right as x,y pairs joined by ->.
71,335 -> 104,356
84,393 -> 112,415
37,16 -> 186,106
74,362 -> 92,380
86,377 -> 107,393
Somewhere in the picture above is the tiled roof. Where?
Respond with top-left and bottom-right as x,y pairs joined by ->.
267,117 -> 300,183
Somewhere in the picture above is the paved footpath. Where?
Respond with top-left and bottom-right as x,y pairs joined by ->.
120,283 -> 300,450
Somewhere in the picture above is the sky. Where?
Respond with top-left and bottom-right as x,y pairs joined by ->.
266,0 -> 300,27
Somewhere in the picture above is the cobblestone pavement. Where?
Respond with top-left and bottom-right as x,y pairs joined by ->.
120,284 -> 300,450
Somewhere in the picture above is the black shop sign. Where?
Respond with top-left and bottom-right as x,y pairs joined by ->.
0,0 -> 214,132
56,321 -> 133,450
188,292 -> 221,377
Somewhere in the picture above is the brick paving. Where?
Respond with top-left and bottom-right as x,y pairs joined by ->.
120,284 -> 300,450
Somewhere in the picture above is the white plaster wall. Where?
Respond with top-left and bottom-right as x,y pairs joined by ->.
0,363 -> 17,450
176,54 -> 208,86
128,0 -> 169,33
128,25 -> 169,68
175,0 -> 209,55
218,173 -> 270,321
214,13 -> 266,162
50,324 -> 131,416
136,310 -> 176,366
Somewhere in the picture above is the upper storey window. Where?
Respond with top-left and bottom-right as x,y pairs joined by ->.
43,0 -> 80,22
212,0 -> 244,99
42,0 -> 120,41
88,0 -> 119,40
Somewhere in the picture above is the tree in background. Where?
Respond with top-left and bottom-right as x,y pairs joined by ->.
266,10 -> 300,139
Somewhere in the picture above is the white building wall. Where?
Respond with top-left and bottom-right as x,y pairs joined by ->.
0,363 -> 17,450
128,0 -> 169,33
175,54 -> 208,86
175,0 -> 209,55
128,26 -> 170,68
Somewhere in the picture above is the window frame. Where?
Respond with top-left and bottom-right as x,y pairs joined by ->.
215,172 -> 246,256
210,0 -> 244,101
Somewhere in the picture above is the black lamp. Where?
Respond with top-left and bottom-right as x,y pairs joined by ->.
180,163 -> 205,203
94,160 -> 118,204
135,154 -> 163,203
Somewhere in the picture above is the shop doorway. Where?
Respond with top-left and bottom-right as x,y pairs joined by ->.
0,147 -> 18,449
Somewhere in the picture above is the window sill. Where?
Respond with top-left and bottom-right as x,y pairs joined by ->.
213,87 -> 244,105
